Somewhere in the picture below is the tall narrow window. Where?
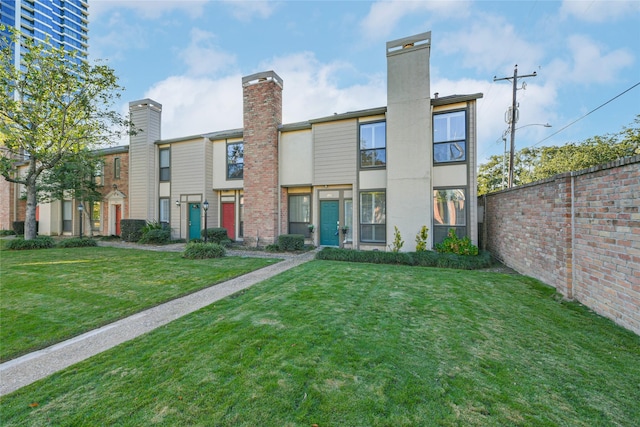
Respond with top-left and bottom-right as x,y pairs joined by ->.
159,148 -> 170,181
289,194 -> 311,236
94,162 -> 104,186
239,196 -> 244,238
62,200 -> 72,232
91,202 -> 101,231
360,121 -> 386,168
159,198 -> 169,224
344,199 -> 353,242
433,111 -> 466,163
433,188 -> 467,244
227,142 -> 244,179
113,157 -> 121,179
360,191 -> 386,243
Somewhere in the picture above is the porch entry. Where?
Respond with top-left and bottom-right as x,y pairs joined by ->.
188,203 -> 201,241
320,200 -> 339,246
222,202 -> 235,239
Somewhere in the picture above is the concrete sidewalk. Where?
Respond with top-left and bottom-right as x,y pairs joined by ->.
0,250 -> 316,396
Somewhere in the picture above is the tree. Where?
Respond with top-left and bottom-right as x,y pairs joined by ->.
0,28 -> 129,239
478,116 -> 640,195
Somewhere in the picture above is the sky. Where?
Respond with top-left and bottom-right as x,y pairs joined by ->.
88,0 -> 640,163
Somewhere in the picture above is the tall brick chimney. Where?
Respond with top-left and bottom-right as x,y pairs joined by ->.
242,71 -> 283,246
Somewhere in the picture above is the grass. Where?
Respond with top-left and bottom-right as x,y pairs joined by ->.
0,246 -> 279,362
1,261 -> 639,426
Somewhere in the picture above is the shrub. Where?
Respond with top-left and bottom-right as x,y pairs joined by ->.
5,236 -> 55,250
120,219 -> 147,242
389,226 -> 404,252
182,242 -> 226,259
277,234 -> 305,251
316,247 -> 492,270
415,226 -> 429,252
57,237 -> 98,248
202,228 -> 231,245
139,228 -> 171,245
435,229 -> 479,256
0,229 -> 16,236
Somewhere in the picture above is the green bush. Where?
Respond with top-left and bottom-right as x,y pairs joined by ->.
120,219 -> 147,242
316,247 -> 492,270
435,229 -> 479,256
182,242 -> 226,259
0,229 -> 16,236
277,234 -> 305,251
5,236 -> 55,250
139,228 -> 171,245
202,228 -> 231,245
56,237 -> 98,248
415,226 -> 429,252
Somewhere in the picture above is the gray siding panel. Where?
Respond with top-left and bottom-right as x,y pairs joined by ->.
313,120 -> 357,185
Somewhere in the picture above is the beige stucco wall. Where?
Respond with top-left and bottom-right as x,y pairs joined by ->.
280,130 -> 312,186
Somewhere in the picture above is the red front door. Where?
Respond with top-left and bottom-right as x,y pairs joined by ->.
115,205 -> 122,236
222,203 -> 235,239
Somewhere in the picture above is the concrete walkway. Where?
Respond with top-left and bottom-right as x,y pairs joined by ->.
0,245 -> 316,396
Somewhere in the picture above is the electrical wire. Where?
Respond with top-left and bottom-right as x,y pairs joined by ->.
531,81 -> 640,147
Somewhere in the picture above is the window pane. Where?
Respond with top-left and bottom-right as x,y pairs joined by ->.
434,111 -> 465,143
360,191 -> 385,243
114,158 -> 121,179
433,189 -> 466,226
91,202 -> 101,231
227,143 -> 244,179
159,198 -> 169,223
344,199 -> 353,241
289,195 -> 310,223
360,122 -> 386,168
434,141 -> 466,163
159,149 -> 170,167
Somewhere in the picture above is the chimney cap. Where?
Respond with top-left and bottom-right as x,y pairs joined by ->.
242,71 -> 284,89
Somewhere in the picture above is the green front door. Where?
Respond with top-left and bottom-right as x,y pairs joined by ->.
320,200 -> 339,246
189,203 -> 201,241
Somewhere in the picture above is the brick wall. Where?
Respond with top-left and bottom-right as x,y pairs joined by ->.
242,73 -> 283,246
482,156 -> 640,334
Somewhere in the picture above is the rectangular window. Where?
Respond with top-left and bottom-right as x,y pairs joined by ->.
433,111 -> 466,163
289,194 -> 311,237
360,191 -> 386,243
360,121 -> 386,168
433,188 -> 467,244
91,202 -> 101,231
94,162 -> 104,186
114,157 -> 121,179
227,142 -> 244,179
159,148 -> 170,181
62,200 -> 72,232
159,198 -> 169,224
344,199 -> 353,242
239,196 -> 244,238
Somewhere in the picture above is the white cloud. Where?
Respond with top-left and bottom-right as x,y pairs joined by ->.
560,0 -> 640,23
90,0 -> 208,19
360,0 -> 470,40
143,75 -> 243,140
220,0 -> 278,22
439,14 -> 545,74
180,29 -> 238,76
139,51 -> 387,140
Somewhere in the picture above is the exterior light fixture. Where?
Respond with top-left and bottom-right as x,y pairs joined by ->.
78,203 -> 84,238
175,200 -> 180,207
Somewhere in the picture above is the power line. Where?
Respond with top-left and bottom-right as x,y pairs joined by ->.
532,81 -> 640,147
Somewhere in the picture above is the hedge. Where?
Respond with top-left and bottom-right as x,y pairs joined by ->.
202,228 -> 231,245
316,247 -> 492,270
5,236 -> 55,250
120,219 -> 147,242
182,242 -> 226,259
277,234 -> 305,251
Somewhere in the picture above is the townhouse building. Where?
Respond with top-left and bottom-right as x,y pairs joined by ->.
1,31 -> 483,252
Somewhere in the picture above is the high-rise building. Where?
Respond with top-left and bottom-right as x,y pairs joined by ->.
0,0 -> 89,64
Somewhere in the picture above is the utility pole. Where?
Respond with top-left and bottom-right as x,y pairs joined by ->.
494,65 -> 537,188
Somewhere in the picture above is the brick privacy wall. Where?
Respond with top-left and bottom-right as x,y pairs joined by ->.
0,175 -> 13,230
482,156 -> 640,334
242,78 -> 282,246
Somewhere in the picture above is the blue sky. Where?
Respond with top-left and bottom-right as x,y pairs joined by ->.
89,0 -> 640,162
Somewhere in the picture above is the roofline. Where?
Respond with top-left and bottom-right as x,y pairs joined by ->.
431,93 -> 483,106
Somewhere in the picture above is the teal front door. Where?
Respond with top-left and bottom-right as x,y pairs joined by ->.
189,203 -> 201,241
320,200 -> 339,246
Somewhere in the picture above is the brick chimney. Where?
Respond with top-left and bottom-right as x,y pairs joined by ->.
241,71 -> 283,246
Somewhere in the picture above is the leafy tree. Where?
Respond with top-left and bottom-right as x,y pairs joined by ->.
478,116 -> 640,195
0,28 -> 130,239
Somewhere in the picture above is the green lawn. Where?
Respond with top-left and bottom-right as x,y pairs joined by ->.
0,246 -> 279,361
2,261 -> 639,426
